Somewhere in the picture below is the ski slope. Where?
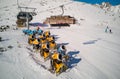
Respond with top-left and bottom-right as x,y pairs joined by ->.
0,0 -> 120,79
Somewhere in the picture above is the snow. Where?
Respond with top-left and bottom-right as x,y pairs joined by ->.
0,0 -> 120,79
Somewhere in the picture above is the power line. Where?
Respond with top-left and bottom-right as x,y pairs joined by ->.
17,0 -> 22,11
37,1 -> 74,13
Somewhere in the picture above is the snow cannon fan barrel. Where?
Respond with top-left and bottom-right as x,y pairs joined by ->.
17,12 -> 33,22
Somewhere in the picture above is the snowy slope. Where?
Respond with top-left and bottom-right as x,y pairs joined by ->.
0,0 -> 120,79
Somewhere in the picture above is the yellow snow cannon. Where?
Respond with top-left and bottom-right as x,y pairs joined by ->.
44,30 -> 50,37
40,37 -> 47,44
40,43 -> 49,56
43,49 -> 50,61
32,39 -> 39,45
39,35 -> 44,39
28,35 -> 35,44
32,39 -> 40,51
49,41 -> 57,50
46,36 -> 54,42
51,52 -> 68,74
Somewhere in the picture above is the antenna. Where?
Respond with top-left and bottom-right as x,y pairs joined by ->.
60,5 -> 64,16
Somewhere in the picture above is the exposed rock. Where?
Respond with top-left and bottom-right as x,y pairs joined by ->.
8,45 -> 13,49
0,37 -> 2,41
0,47 -> 7,52
100,2 -> 111,11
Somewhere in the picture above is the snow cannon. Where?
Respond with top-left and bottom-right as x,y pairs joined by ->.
40,43 -> 49,57
43,30 -> 50,37
46,36 -> 55,42
51,51 -> 68,74
28,35 -> 35,45
22,29 -> 34,35
37,29 -> 43,35
48,41 -> 57,50
43,49 -> 50,61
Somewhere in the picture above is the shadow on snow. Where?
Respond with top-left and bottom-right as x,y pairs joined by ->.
83,38 -> 101,45
57,42 -> 69,46
67,51 -> 81,69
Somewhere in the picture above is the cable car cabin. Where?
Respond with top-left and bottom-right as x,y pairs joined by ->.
44,16 -> 76,27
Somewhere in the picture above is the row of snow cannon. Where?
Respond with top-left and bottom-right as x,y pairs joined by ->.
23,27 -> 69,75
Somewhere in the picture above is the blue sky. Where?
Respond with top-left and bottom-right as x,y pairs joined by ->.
73,0 -> 120,5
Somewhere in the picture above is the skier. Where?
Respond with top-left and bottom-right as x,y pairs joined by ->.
105,26 -> 109,33
36,27 -> 40,31
36,27 -> 43,35
109,29 -> 112,33
57,45 -> 69,65
57,45 -> 66,56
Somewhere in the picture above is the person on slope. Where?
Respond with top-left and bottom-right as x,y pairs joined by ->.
36,27 -> 43,35
109,29 -> 112,33
57,45 -> 66,56
57,45 -> 69,65
105,26 -> 109,33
